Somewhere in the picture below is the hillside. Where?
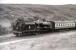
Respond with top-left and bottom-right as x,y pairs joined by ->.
0,4 -> 76,21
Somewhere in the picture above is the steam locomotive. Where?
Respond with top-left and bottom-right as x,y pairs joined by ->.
12,18 -> 76,36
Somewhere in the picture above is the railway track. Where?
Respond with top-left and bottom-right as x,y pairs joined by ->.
0,30 -> 75,45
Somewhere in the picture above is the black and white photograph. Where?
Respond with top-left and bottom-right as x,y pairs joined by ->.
0,0 -> 76,50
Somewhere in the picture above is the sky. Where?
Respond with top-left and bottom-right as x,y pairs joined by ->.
0,0 -> 76,5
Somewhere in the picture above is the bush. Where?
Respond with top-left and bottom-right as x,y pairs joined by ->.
0,25 -> 8,35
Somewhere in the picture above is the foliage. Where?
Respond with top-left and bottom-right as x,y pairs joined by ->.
0,25 -> 8,35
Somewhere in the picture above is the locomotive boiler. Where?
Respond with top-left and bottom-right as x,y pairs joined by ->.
12,18 -> 76,37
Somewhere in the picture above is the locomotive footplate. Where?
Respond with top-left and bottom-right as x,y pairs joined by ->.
23,30 -> 49,33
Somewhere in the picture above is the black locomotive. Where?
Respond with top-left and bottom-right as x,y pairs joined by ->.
12,18 -> 76,36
